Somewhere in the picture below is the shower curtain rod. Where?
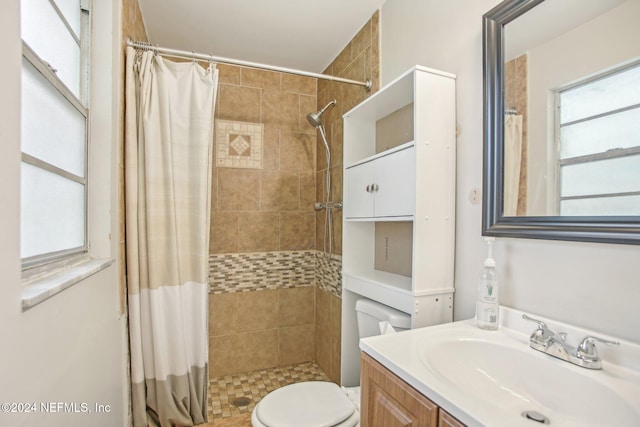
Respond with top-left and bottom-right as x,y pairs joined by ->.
126,38 -> 372,90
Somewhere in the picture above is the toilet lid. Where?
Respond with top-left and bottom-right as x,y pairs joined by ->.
256,381 -> 356,427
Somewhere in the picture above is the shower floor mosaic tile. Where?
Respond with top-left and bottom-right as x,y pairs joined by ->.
203,361 -> 331,426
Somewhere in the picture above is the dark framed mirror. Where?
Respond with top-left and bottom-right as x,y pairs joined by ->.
482,0 -> 640,244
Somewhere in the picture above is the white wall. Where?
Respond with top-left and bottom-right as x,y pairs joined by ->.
0,1 -> 130,426
380,0 -> 640,343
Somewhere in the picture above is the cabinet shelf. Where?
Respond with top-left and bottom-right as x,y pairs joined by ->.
345,140 -> 415,170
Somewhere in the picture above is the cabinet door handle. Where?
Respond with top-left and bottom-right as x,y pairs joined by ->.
366,184 -> 371,193
373,184 -> 379,192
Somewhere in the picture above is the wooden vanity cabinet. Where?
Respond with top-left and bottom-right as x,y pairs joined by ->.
360,352 -> 466,427
439,409 -> 466,427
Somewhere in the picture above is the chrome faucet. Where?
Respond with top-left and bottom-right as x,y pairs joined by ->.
522,314 -> 619,370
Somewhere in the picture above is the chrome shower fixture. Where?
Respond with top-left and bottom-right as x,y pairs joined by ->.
306,99 -> 337,128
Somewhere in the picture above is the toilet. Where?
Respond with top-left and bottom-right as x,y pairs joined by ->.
251,298 -> 411,427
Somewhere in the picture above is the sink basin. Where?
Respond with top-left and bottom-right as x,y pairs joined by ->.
421,334 -> 640,426
360,307 -> 640,427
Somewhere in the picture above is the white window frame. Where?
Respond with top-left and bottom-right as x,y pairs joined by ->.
21,0 -> 91,274
554,61 -> 640,215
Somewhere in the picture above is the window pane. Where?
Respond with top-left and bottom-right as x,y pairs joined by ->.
21,162 -> 85,259
561,154 -> 640,198
22,58 -> 85,177
560,195 -> 640,216
52,0 -> 81,37
560,65 -> 640,124
21,0 -> 81,98
560,107 -> 640,159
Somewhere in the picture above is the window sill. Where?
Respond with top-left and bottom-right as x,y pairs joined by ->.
21,258 -> 115,310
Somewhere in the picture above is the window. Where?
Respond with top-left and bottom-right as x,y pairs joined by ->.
556,62 -> 640,216
20,0 -> 90,270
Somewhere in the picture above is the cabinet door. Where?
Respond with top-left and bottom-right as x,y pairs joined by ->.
361,353 -> 438,427
439,409 -> 466,427
373,146 -> 415,218
344,160 -> 375,218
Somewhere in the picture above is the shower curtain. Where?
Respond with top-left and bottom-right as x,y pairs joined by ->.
125,46 -> 218,427
504,114 -> 523,216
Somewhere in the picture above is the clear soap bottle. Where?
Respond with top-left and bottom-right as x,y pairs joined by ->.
476,237 -> 499,330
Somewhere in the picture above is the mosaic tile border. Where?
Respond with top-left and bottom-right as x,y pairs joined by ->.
208,250 -> 342,297
315,252 -> 342,298
215,119 -> 263,169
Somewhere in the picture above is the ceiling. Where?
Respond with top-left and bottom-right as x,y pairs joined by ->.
137,0 -> 387,73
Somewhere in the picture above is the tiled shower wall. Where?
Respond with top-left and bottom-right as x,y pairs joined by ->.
206,11 -> 380,383
208,63 -> 320,378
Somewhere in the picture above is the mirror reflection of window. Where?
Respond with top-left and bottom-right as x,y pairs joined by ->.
556,62 -> 640,216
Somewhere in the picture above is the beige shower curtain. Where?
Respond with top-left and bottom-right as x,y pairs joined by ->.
504,114 -> 523,216
125,46 -> 218,427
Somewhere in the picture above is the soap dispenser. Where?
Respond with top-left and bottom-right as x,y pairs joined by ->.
476,237 -> 499,330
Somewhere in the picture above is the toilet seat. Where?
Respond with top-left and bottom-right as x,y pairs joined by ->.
251,381 -> 359,427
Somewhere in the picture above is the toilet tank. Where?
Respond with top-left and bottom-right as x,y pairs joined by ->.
355,298 -> 411,339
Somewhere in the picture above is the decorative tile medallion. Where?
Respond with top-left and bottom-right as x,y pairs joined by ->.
216,120 -> 263,169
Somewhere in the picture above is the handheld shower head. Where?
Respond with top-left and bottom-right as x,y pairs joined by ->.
306,99 -> 337,128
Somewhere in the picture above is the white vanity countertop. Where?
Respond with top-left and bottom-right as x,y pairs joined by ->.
359,306 -> 640,427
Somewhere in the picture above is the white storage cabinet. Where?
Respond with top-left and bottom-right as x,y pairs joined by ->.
341,66 -> 457,386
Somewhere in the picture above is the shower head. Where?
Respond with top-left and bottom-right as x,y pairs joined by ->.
306,99 -> 337,128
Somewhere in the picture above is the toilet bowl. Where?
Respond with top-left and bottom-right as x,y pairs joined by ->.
251,382 -> 360,427
251,298 -> 410,427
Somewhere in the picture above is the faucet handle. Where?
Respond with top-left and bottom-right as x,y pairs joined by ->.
522,314 -> 555,342
576,336 -> 620,362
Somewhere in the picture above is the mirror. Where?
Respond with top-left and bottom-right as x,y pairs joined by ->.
482,0 -> 640,244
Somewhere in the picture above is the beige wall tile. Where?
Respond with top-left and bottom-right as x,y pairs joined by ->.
352,20 -> 371,60
332,44 -> 352,75
262,91 -> 299,131
261,170 -> 300,211
241,68 -> 281,91
235,329 -> 279,373
280,132 -> 315,172
210,210 -> 238,254
315,287 -> 331,333
236,289 -> 279,332
283,74 -> 316,96
300,173 -> 316,212
330,336 -> 341,384
262,127 -> 280,170
217,84 -> 261,123
209,292 -> 238,336
279,324 -> 315,366
330,293 -> 342,339
315,209 -> 325,252
238,211 -> 279,252
371,10 -> 380,68
209,335 -> 237,377
329,164 -> 342,204
331,210 -> 343,256
316,135 -> 328,173
280,212 -> 315,250
218,168 -> 260,210
315,326 -> 331,375
330,119 -> 343,169
217,64 -> 241,86
278,287 -> 315,327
